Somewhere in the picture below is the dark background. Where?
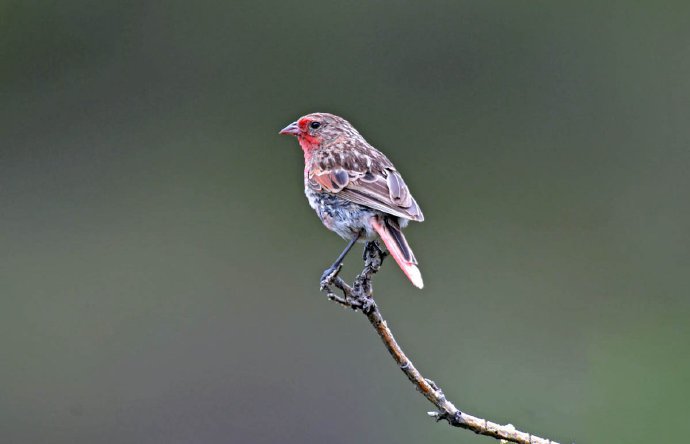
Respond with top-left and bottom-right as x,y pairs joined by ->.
2,1 -> 689,443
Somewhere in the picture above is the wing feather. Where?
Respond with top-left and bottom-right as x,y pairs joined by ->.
309,164 -> 424,222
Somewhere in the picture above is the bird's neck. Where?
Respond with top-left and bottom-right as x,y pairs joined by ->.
299,136 -> 321,167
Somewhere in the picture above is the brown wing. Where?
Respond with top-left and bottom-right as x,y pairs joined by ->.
309,165 -> 424,222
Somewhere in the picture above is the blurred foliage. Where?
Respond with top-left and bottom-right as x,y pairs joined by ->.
1,1 -> 689,443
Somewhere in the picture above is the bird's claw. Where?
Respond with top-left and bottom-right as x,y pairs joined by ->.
320,264 -> 343,290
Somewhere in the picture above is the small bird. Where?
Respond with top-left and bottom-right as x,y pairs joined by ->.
279,112 -> 424,289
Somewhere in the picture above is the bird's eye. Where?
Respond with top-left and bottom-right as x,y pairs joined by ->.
310,121 -> 321,129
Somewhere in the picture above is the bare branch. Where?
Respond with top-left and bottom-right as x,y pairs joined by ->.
320,241 -> 562,444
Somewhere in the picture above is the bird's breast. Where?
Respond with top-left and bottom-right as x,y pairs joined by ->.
304,186 -> 379,241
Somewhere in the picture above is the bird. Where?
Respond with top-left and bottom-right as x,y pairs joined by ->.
279,112 -> 425,289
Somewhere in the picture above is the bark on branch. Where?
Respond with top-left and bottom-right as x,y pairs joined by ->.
320,241 -> 562,444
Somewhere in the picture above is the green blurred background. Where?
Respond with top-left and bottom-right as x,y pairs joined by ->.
2,1 -> 689,443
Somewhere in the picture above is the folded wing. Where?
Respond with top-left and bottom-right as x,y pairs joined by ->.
309,163 -> 424,222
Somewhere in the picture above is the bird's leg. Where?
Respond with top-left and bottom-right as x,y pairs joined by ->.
320,231 -> 361,289
363,239 -> 386,262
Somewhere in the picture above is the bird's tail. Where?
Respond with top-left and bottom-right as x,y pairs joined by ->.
370,217 -> 424,289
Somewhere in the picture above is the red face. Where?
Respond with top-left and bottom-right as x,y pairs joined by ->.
279,115 -> 325,147
297,117 -> 312,132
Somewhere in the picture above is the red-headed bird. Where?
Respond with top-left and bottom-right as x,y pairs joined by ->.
279,113 -> 424,289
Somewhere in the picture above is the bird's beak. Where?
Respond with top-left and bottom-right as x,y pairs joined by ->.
279,121 -> 300,136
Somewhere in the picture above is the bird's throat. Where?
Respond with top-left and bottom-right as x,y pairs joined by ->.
299,136 -> 320,165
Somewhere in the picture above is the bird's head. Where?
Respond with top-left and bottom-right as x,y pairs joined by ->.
279,112 -> 358,149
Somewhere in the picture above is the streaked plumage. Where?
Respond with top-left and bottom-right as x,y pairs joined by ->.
279,112 -> 424,288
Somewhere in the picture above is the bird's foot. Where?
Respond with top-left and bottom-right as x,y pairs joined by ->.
320,264 -> 343,291
322,239 -> 385,312
363,240 -> 387,262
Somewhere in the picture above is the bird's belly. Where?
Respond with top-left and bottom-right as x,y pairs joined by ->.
305,187 -> 379,241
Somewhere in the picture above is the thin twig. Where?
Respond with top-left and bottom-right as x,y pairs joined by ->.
320,241 -> 562,444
